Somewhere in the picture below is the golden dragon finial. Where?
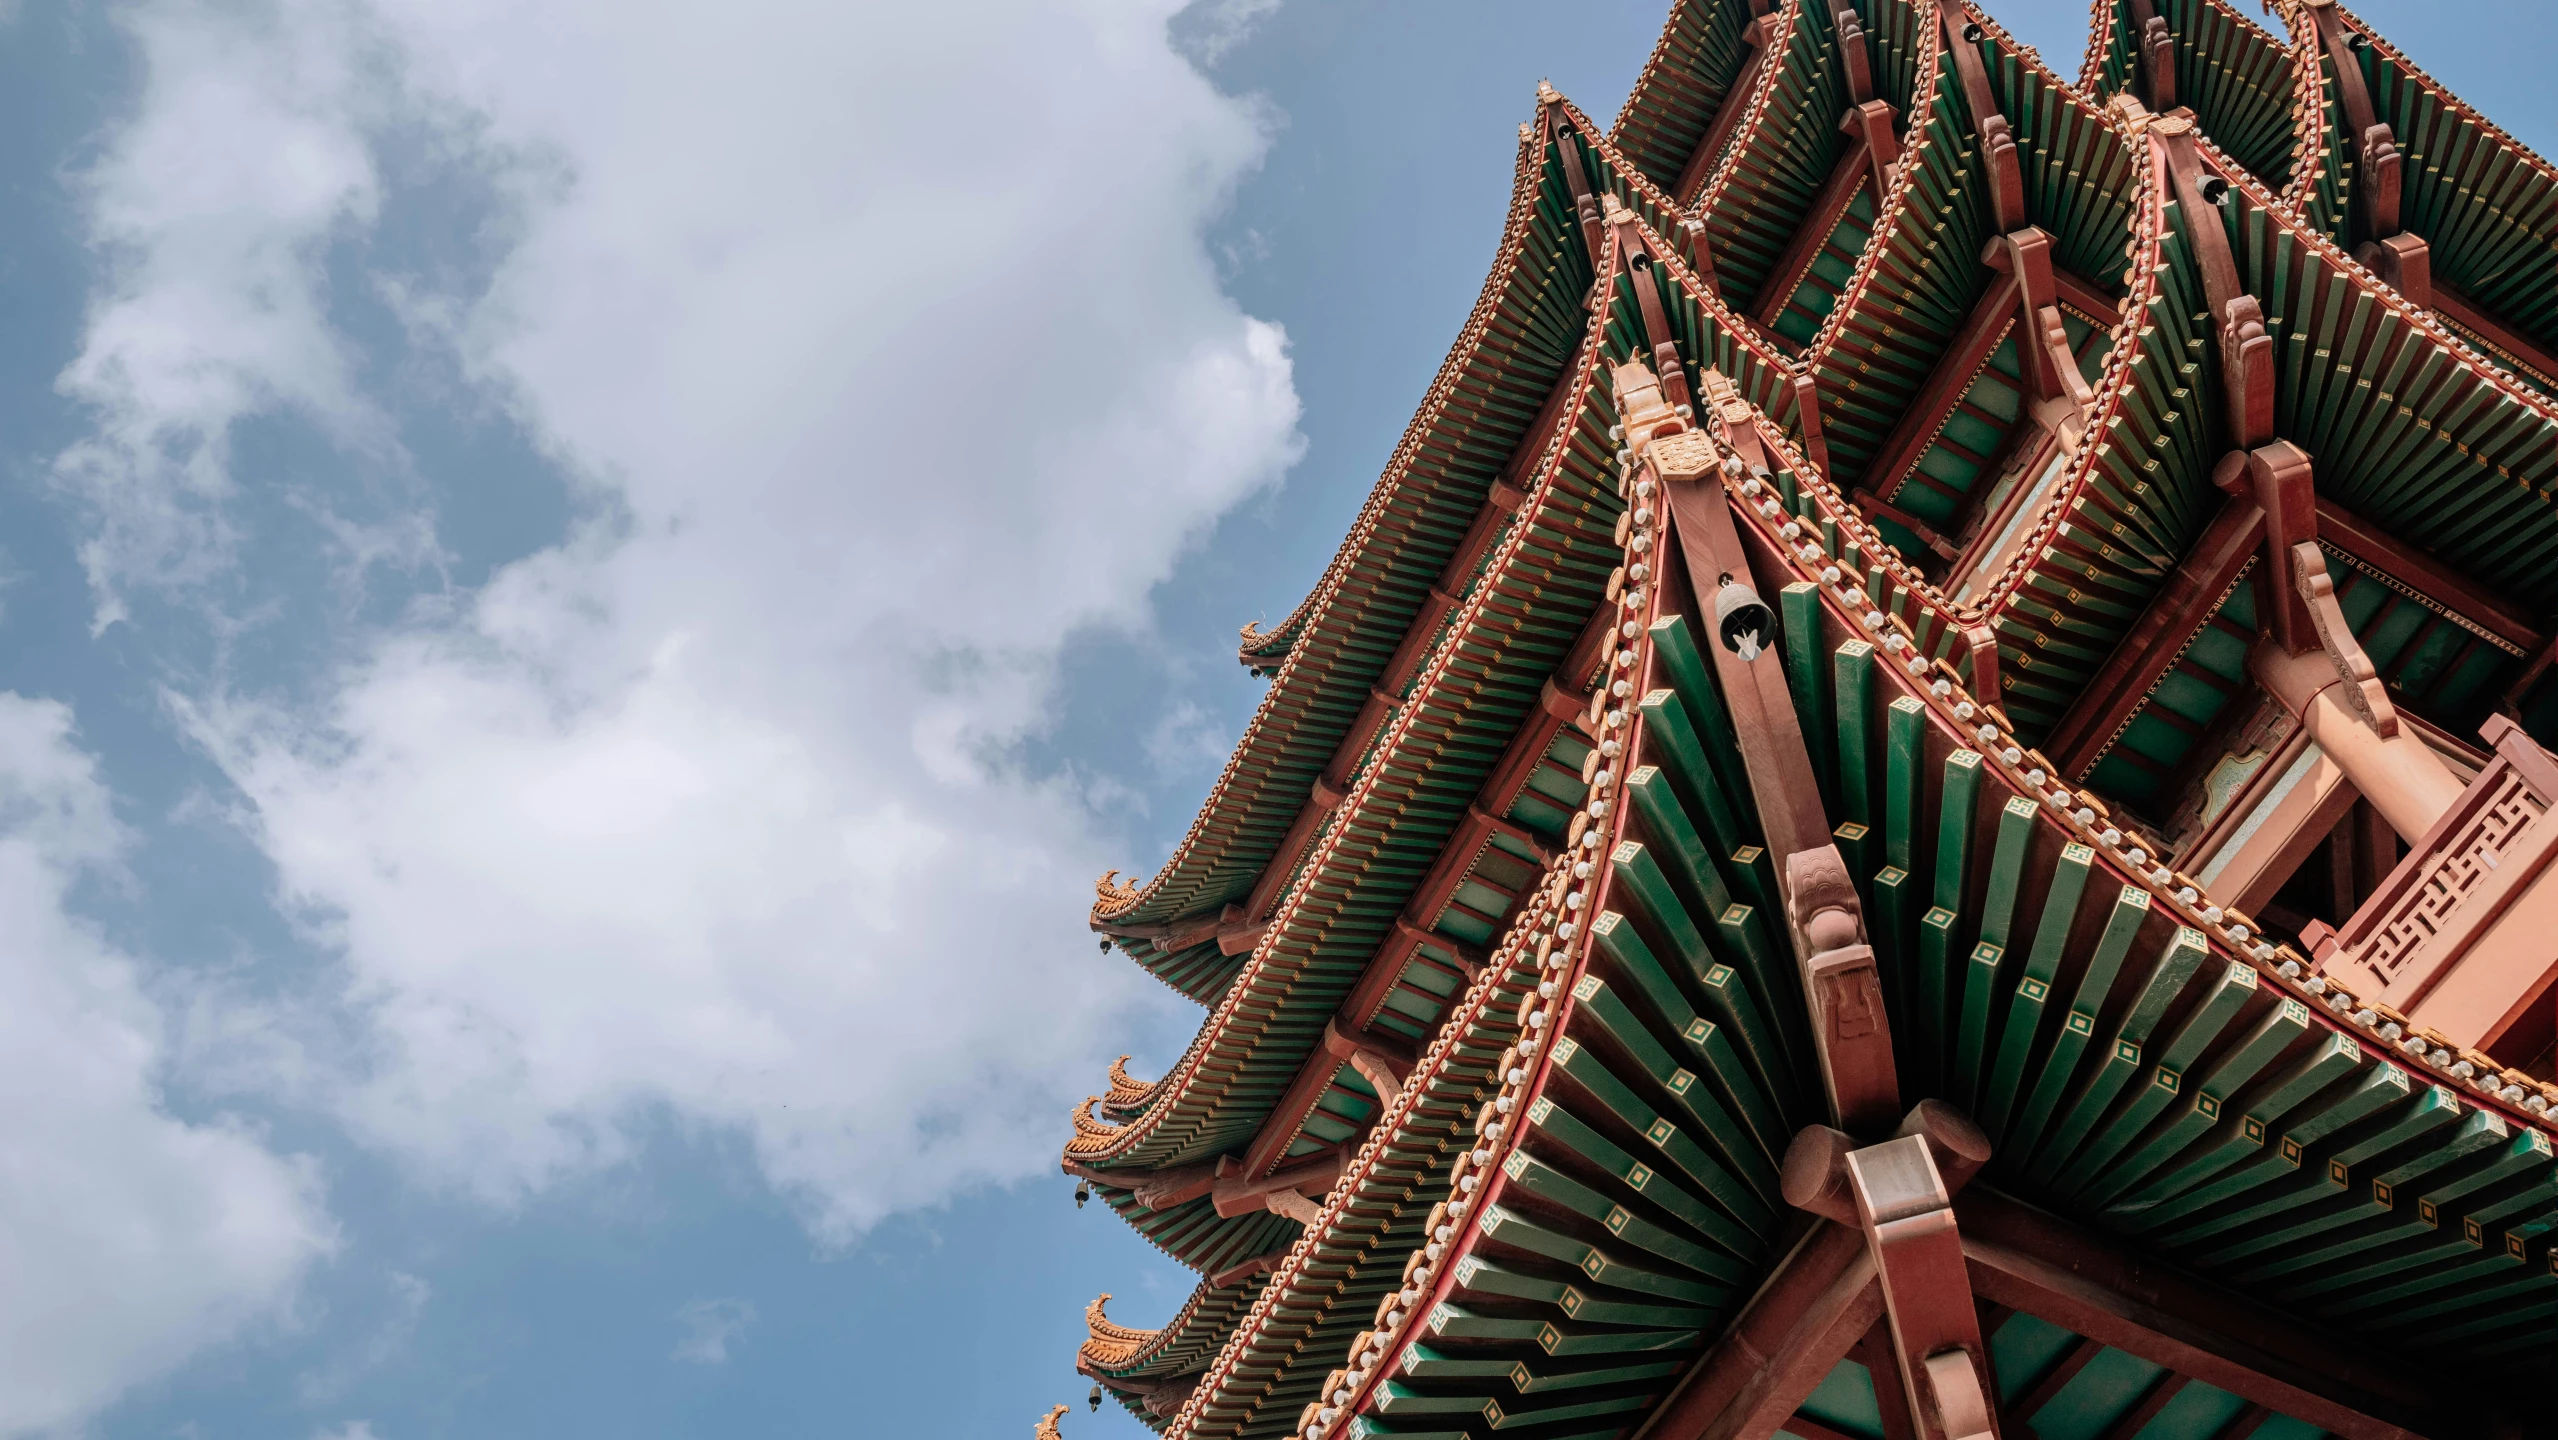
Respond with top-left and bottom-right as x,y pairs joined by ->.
1036,1404 -> 1069,1440
1095,870 -> 1141,907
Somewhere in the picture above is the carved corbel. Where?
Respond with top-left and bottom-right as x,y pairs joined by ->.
1786,846 -> 1900,1133
2220,294 -> 2275,448
1984,229 -> 2069,406
1842,99 -> 1901,199
2244,441 -> 2318,653
2357,230 -> 2431,306
1835,5 -> 1875,105
2139,14 -> 2177,111
2292,540 -> 2400,738
2359,123 -> 2403,238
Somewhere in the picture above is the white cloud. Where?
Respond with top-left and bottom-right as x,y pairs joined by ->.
314,1424 -> 382,1440
0,695 -> 335,1436
63,0 -> 1300,1240
669,1297 -> 757,1366
51,0 -> 394,627
1174,0 -> 1283,65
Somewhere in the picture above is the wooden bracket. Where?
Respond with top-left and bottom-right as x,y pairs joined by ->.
2357,231 -> 2431,307
2293,540 -> 2400,739
1842,99 -> 1901,199
1548,107 -> 1609,272
1787,846 -> 1901,1133
2243,441 -> 2319,654
1835,5 -> 1875,105
1853,1138 -> 1998,1440
1612,195 -> 1696,412
1985,229 -> 2065,404
1212,1146 -> 1346,1218
2300,1 -> 2401,240
1783,1104 -> 1998,1440
1659,416 -> 1829,873
2155,118 -> 2274,447
1794,373 -> 1831,476
1962,624 -> 2002,707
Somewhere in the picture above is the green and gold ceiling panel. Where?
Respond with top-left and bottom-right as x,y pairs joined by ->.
1767,188 -> 1880,349
1871,307 -> 2111,560
1613,0 -> 1779,195
2216,165 -> 2558,613
2083,0 -> 2302,192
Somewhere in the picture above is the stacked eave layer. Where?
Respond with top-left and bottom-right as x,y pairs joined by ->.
1059,1 -> 2558,1434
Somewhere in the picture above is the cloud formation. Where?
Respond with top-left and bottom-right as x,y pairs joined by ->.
61,0 -> 1299,1258
669,1297 -> 758,1366
0,696 -> 334,1435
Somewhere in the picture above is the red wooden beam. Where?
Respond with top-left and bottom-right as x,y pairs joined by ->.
1953,1187 -> 2445,1440
2043,496 -> 2264,780
2433,281 -> 2558,391
1630,1223 -> 1881,1440
2315,496 -> 2542,652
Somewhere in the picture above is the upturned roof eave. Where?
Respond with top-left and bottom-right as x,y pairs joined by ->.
1091,115 -> 1593,937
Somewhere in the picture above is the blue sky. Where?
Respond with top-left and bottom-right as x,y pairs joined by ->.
0,2 -> 2547,1438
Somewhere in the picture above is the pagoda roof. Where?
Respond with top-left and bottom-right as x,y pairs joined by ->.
1067,106 -> 1813,1205
1179,365 -> 2557,1440
1091,96 -> 1610,954
1802,2 -> 2139,496
1055,3 -> 2558,1434
1068,114 -> 1631,1184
